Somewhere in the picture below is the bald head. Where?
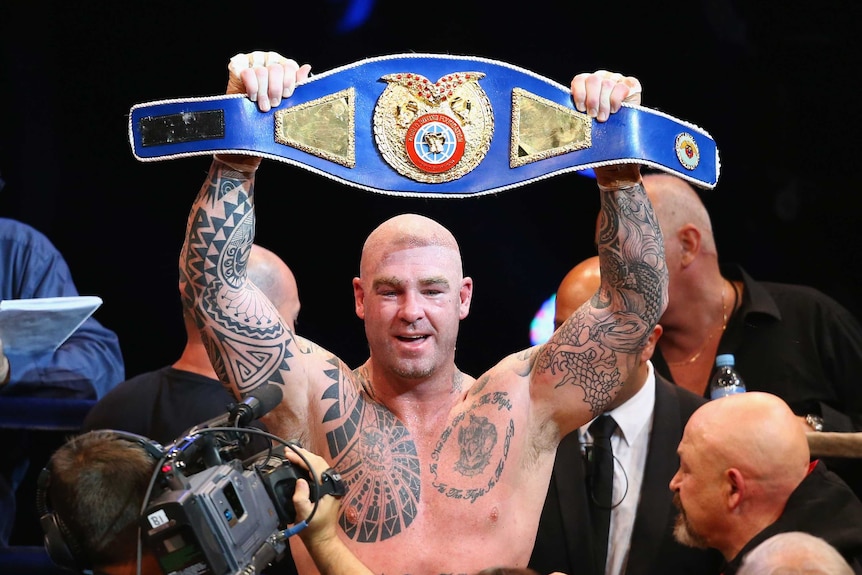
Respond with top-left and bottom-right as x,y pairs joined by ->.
360,213 -> 463,277
181,243 -> 300,336
554,256 -> 601,330
738,532 -> 854,575
684,392 -> 810,488
643,173 -> 717,256
247,244 -> 301,331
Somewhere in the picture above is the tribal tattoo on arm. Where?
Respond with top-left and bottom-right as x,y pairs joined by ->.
179,160 -> 295,399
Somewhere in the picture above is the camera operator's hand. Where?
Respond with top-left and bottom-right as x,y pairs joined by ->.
283,445 -> 374,575
287,447 -> 340,539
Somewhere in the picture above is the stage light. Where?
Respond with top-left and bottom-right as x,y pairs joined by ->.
530,293 -> 556,346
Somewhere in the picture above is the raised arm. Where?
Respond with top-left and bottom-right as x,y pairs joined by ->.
178,53 -> 313,438
533,71 -> 668,431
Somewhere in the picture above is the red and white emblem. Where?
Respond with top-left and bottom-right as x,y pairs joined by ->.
405,113 -> 466,174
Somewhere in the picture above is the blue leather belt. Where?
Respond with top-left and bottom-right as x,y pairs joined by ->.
128,54 -> 719,196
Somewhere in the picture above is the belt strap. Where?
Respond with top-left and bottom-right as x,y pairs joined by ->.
128,54 -> 719,197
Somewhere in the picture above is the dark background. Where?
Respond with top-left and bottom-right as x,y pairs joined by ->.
1,0 -> 861,381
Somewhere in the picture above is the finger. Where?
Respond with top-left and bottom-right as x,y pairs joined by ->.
284,63 -> 313,99
294,477 -> 311,501
255,66 -> 271,112
292,478 -> 312,522
237,68 -> 259,101
598,72 -> 642,114
617,76 -> 642,108
228,53 -> 253,97
283,445 -> 328,476
271,59 -> 309,99
265,63 -> 286,109
596,71 -> 625,122
570,72 -> 591,113
260,52 -> 295,105
296,63 -> 313,84
586,72 -> 614,120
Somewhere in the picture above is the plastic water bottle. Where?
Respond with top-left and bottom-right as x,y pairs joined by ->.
709,353 -> 747,399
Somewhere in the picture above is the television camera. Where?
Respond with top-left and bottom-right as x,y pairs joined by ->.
139,384 -> 346,575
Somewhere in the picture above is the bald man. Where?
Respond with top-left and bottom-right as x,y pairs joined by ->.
643,173 -> 862,465
670,392 -> 862,575
530,256 -> 722,575
737,532 -> 854,575
83,243 -> 301,445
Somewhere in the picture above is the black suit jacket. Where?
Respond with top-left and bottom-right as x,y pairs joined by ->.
529,373 -> 724,575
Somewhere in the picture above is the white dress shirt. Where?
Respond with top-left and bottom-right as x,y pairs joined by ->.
581,360 -> 656,575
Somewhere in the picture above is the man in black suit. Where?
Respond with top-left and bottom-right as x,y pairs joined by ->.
529,256 -> 723,575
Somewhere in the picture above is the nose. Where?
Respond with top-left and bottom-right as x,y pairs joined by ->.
398,291 -> 424,324
669,469 -> 681,492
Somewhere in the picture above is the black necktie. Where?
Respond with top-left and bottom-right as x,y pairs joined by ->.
588,414 -> 617,575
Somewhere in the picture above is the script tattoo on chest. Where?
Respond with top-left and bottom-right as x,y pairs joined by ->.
430,391 -> 514,503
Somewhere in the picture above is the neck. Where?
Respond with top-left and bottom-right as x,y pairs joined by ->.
357,360 -> 466,426
171,342 -> 217,378
607,361 -> 649,410
661,276 -> 732,366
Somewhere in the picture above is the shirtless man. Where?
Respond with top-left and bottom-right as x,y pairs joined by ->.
178,50 -> 666,574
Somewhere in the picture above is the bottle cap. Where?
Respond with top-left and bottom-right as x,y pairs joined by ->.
715,353 -> 735,367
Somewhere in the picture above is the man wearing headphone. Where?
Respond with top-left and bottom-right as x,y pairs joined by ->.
38,430 -> 362,575
38,430 -> 163,575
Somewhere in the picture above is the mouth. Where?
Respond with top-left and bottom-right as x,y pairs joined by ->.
396,334 -> 429,342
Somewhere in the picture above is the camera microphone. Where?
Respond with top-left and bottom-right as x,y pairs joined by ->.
187,384 -> 284,435
165,385 -> 285,471
230,384 -> 284,427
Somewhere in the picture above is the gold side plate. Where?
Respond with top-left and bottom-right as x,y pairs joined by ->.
510,87 -> 591,168
275,88 -> 356,168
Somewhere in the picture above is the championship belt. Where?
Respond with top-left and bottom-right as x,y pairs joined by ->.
128,54 -> 719,196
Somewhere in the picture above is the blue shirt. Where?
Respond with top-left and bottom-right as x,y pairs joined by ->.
0,218 -> 124,398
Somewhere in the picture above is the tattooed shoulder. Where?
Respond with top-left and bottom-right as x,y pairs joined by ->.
353,364 -> 374,399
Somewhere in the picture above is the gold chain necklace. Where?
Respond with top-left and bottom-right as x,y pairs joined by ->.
668,282 -> 730,366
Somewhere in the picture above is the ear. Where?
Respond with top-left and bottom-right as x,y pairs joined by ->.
353,277 -> 365,319
678,223 -> 703,267
640,324 -> 663,362
725,467 -> 745,511
459,277 -> 474,320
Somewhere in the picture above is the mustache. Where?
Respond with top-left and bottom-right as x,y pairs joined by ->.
672,491 -> 683,511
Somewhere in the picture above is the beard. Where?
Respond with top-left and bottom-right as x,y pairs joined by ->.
391,362 -> 435,380
672,492 -> 710,549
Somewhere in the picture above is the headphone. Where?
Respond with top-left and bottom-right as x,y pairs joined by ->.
36,430 -> 164,573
